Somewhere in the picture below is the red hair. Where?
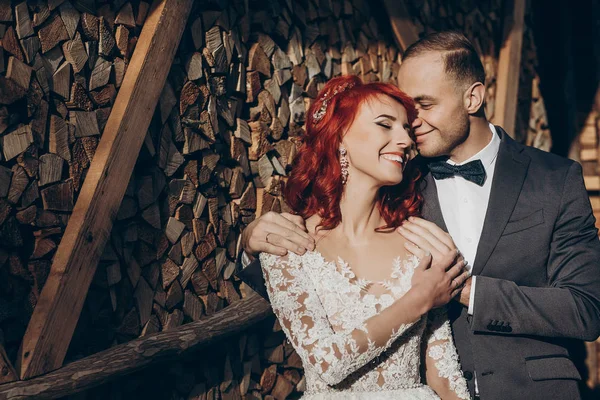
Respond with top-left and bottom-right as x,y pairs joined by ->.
284,75 -> 423,231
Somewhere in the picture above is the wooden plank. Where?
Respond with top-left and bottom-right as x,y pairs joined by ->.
6,56 -> 32,90
38,13 -> 70,54
1,125 -> 34,161
16,0 -> 194,380
580,125 -> 598,147
115,2 -> 136,28
581,148 -> 598,162
62,32 -> 88,73
0,293 -> 271,399
15,2 -> 34,40
590,196 -> 600,211
585,176 -> 600,191
382,0 -> 419,52
51,62 -> 71,99
491,0 -> 526,137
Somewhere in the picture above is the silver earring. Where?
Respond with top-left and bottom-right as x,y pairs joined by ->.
339,147 -> 349,184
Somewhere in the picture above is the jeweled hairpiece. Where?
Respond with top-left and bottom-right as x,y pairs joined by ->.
312,82 -> 356,124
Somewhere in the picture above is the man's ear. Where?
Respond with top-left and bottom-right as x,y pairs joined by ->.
464,82 -> 485,114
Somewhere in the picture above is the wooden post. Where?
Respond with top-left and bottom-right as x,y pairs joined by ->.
492,0 -> 526,137
16,0 -> 193,380
382,0 -> 420,52
0,293 -> 272,400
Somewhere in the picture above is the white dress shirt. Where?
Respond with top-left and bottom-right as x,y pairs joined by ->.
434,123 -> 500,396
434,123 -> 500,316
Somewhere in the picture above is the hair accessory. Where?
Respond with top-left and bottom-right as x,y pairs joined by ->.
312,82 -> 356,124
339,146 -> 349,184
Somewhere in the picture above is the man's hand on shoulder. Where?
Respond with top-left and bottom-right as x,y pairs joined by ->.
241,212 -> 315,258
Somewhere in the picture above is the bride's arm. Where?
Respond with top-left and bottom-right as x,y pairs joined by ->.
260,252 -> 433,386
422,308 -> 471,400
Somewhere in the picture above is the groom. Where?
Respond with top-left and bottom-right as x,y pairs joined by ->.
236,32 -> 600,399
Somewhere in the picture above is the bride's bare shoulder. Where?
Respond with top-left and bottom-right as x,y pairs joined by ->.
376,223 -> 412,248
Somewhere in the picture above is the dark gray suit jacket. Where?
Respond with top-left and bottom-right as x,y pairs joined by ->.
237,126 -> 600,399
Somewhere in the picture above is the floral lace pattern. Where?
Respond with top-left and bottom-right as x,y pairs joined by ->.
259,251 -> 470,399
425,308 -> 471,399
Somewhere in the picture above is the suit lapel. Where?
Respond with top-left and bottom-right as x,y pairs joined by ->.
471,127 -> 530,276
421,172 -> 448,232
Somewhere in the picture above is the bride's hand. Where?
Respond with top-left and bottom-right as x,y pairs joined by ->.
410,252 -> 469,309
397,217 -> 461,271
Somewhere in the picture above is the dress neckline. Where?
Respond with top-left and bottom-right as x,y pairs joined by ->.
304,249 -> 416,298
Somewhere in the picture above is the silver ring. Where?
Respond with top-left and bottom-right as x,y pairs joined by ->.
265,233 -> 273,243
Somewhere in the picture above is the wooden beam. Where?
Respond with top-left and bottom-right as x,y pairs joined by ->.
0,293 -> 272,399
382,0 -> 420,52
491,0 -> 526,137
16,0 -> 193,380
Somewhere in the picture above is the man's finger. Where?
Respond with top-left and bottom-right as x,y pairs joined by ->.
400,221 -> 450,254
397,227 -> 441,258
454,270 -> 471,287
264,223 -> 315,251
446,259 -> 466,280
404,241 -> 428,259
270,213 -> 314,242
281,213 -> 308,231
406,217 -> 455,249
259,243 -> 288,257
264,234 -> 309,255
448,255 -> 466,272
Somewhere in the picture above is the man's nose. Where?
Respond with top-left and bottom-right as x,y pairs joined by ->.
395,130 -> 414,149
411,117 -> 423,129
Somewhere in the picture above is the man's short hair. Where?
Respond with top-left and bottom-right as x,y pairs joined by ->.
402,31 -> 486,88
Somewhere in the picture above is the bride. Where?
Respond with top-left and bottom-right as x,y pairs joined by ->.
258,75 -> 471,399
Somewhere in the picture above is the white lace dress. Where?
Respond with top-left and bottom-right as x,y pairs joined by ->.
259,251 -> 471,400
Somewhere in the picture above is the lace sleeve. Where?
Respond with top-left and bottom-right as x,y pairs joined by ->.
260,252 -> 419,386
423,308 -> 471,400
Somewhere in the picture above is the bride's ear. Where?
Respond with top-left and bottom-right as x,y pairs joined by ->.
464,82 -> 485,114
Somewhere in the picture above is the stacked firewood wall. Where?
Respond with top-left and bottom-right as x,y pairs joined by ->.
0,0 -> 144,369
0,1 -> 559,400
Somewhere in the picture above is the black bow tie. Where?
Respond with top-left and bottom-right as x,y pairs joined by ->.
428,159 -> 487,186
